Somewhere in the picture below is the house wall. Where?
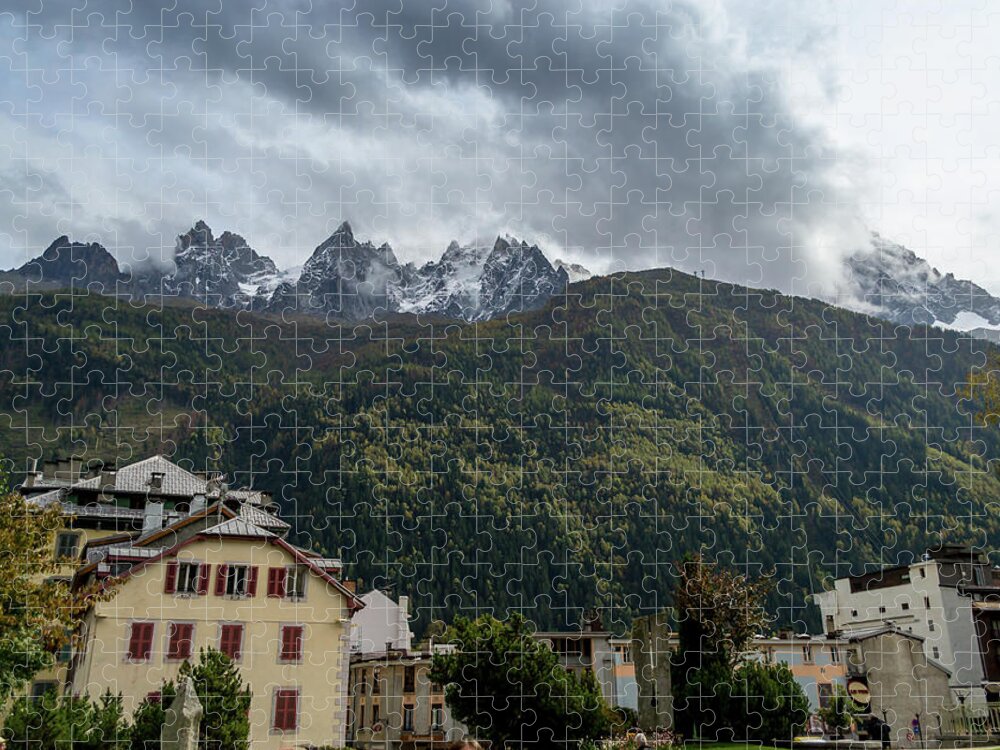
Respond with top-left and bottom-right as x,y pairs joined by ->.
856,632 -> 954,745
70,536 -> 353,750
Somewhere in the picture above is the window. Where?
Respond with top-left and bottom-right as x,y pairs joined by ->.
851,609 -> 859,618
168,562 -> 205,595
30,681 -> 58,700
372,667 -> 381,695
285,566 -> 307,599
920,568 -> 927,578
925,596 -> 931,608
372,703 -> 380,725
220,623 -> 244,661
879,606 -> 886,614
404,666 -> 416,692
272,688 -> 299,731
902,602 -> 910,611
279,625 -> 304,663
817,683 -> 834,708
359,703 -> 365,729
55,532 -> 79,560
802,646 -> 813,664
127,622 -> 155,662
166,622 -> 194,660
933,646 -> 941,659
830,646 -> 840,664
216,565 -> 257,598
403,703 -> 414,731
928,620 -> 936,632
432,704 -> 444,730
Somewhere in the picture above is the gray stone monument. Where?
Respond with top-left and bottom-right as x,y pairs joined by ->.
632,610 -> 674,733
161,676 -> 203,750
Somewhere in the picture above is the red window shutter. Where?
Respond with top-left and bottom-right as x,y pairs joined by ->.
220,623 -> 243,660
215,564 -> 228,596
273,689 -> 298,731
280,625 -> 303,662
167,623 -> 193,660
128,622 -> 154,661
247,566 -> 259,596
196,564 -> 211,595
164,561 -> 178,594
267,568 -> 286,598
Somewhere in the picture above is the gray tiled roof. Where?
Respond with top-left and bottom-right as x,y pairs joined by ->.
238,503 -> 290,530
202,518 -> 275,538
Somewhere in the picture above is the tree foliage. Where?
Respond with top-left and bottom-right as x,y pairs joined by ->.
671,557 -> 807,741
128,648 -> 252,750
430,614 -> 612,748
0,471 -> 110,713
2,689 -> 129,749
818,684 -> 863,736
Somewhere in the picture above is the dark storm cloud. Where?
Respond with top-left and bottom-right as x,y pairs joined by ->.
0,0 -> 866,294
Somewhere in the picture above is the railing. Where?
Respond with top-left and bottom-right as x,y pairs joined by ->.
940,703 -> 1000,737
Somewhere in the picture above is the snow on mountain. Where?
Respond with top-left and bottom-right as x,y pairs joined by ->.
554,259 -> 592,283
845,234 -> 1000,334
9,223 -> 572,322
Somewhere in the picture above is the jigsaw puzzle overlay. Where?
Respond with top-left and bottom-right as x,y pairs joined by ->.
1,1 -> 1000,749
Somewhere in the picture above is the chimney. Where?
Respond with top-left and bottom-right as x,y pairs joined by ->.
100,466 -> 117,491
142,501 -> 164,535
42,459 -> 58,481
190,493 -> 206,514
23,458 -> 38,488
149,471 -> 165,490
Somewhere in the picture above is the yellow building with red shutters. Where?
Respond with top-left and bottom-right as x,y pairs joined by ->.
22,455 -> 363,750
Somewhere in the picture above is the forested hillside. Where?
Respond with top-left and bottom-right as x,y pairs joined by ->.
2,267 -> 998,633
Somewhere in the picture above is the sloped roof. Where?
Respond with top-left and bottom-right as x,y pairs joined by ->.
202,517 -> 275,539
238,503 -> 290,530
71,455 -> 209,496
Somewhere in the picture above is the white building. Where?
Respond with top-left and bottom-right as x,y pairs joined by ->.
351,589 -> 414,654
814,545 -> 1000,705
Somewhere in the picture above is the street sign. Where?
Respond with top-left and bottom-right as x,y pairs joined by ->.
847,677 -> 872,705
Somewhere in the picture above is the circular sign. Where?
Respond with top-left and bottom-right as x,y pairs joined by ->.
847,678 -> 871,705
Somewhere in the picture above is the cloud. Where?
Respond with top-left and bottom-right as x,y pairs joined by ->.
0,0 -> 869,296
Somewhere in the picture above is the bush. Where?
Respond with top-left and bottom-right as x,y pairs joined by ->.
2,689 -> 128,749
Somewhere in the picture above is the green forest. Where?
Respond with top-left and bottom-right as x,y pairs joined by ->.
2,267 -> 998,633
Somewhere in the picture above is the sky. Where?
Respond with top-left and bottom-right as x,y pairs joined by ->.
0,0 -> 998,299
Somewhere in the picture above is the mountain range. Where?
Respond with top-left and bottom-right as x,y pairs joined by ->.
0,221 -> 584,324
4,221 -> 1000,337
1,264 -> 997,632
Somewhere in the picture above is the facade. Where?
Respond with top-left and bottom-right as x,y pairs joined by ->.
814,545 -> 999,704
842,626 -> 954,744
347,647 -> 468,750
352,589 -> 414,654
753,634 -> 849,711
21,455 -> 363,750
534,623 -> 619,707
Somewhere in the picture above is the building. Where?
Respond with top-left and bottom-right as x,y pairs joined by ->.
348,591 -> 468,749
753,633 -> 849,712
351,589 -> 414,654
534,619 -> 619,708
21,454 -> 363,750
841,625 -> 954,744
814,545 -> 999,704
347,645 -> 468,750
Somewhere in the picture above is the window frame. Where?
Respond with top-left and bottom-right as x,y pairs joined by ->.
403,703 -> 415,731
55,531 -> 80,560
174,561 -> 202,596
284,565 -> 308,600
126,621 -> 155,663
165,621 -> 195,662
219,622 -> 245,662
271,687 -> 300,733
278,624 -> 305,664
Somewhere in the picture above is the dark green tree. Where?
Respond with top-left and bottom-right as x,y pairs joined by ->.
128,682 -> 177,750
671,555 -> 770,739
818,683 -> 863,738
429,614 -> 611,748
127,648 -> 251,750
2,689 -> 128,749
720,661 -> 810,742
